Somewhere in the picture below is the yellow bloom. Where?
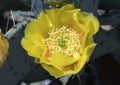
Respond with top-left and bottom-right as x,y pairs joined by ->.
0,31 -> 9,68
21,4 -> 99,78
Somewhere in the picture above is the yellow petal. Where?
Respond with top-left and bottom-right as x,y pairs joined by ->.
74,43 -> 96,73
78,12 -> 99,35
24,20 -> 47,38
73,54 -> 87,74
38,4 -> 75,28
46,9 -> 61,28
41,63 -> 64,78
85,13 -> 99,35
60,4 -> 74,11
48,52 -> 80,67
0,32 -> 9,67
0,49 -> 7,67
81,28 -> 94,48
37,11 -> 53,38
78,11 -> 99,47
21,35 -> 47,60
61,9 -> 85,33
85,43 -> 96,61
0,33 -> 9,56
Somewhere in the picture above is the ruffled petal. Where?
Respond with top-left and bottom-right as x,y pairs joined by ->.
73,53 -> 87,74
78,11 -> 99,35
24,19 -> 49,38
46,9 -> 61,28
61,9 -> 85,33
60,4 -> 74,11
41,63 -> 64,78
48,52 -> 80,67
84,13 -> 99,35
21,35 -> 47,60
37,12 -> 53,38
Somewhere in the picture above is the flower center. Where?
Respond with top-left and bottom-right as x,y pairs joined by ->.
58,38 -> 66,47
45,26 -> 81,57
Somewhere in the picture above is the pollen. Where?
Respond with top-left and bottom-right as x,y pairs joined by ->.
45,26 -> 81,57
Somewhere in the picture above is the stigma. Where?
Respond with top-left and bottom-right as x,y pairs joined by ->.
45,26 -> 81,57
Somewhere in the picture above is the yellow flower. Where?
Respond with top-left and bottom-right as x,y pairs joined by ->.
21,4 -> 99,78
0,31 -> 9,68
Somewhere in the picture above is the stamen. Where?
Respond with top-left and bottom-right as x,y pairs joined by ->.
45,26 -> 81,57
